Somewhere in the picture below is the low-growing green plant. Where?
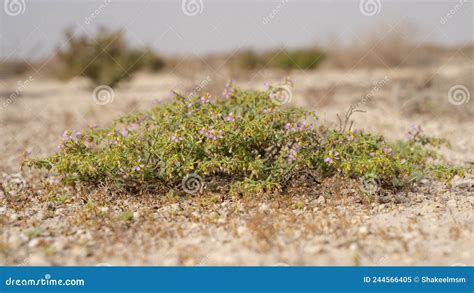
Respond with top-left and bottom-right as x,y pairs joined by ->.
24,84 -> 464,196
56,28 -> 165,87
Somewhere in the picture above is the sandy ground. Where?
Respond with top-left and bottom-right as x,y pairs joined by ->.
0,58 -> 473,265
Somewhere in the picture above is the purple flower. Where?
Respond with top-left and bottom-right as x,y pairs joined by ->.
369,152 -> 375,157
299,120 -> 308,131
405,124 -> 420,140
127,123 -> 139,131
199,128 -> 223,140
116,128 -> 128,137
347,129 -> 360,142
288,153 -> 297,162
223,80 -> 234,98
132,164 -> 144,172
224,112 -> 240,122
284,121 -> 310,132
171,134 -> 184,143
199,94 -> 213,104
61,129 -> 82,145
287,143 -> 300,162
324,157 -> 333,164
383,147 -> 393,156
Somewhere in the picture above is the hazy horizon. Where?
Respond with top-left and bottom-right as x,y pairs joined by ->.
1,0 -> 472,61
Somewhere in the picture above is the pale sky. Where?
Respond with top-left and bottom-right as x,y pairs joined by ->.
0,0 -> 473,60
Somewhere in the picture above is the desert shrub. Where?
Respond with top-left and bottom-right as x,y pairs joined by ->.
56,28 -> 165,87
266,49 -> 325,70
24,83 -> 464,196
325,24 -> 419,69
0,60 -> 30,78
232,48 -> 325,71
231,49 -> 263,71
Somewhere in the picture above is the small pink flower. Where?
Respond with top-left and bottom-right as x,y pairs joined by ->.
383,147 -> 393,156
132,164 -> 144,172
127,123 -> 139,131
116,128 -> 128,137
171,134 -> 184,143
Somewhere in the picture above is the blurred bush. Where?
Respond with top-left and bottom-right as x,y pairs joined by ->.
231,49 -> 263,71
231,48 -> 325,71
56,28 -> 165,87
266,48 -> 325,70
0,60 -> 30,79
